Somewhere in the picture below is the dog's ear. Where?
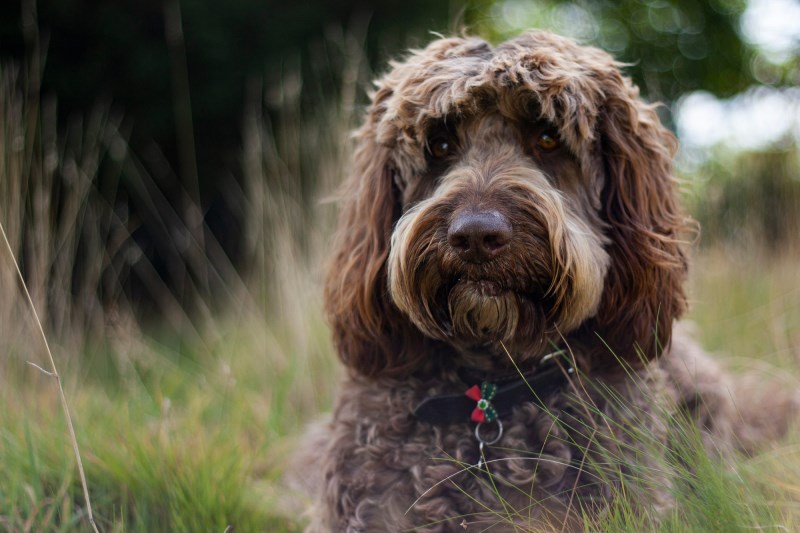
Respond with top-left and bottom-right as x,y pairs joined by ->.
590,77 -> 691,365
323,89 -> 430,377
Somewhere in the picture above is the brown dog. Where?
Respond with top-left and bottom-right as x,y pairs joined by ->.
301,30 -> 798,532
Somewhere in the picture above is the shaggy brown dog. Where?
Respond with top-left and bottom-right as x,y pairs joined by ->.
304,31 -> 798,531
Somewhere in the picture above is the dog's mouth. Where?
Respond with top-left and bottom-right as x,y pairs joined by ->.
444,275 -> 548,303
463,279 -> 502,297
434,275 -> 552,349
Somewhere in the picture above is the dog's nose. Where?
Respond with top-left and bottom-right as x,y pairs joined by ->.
447,210 -> 512,263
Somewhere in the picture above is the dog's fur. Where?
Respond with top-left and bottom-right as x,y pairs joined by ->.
302,31 -> 798,531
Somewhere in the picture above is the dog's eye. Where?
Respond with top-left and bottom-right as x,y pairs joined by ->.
427,135 -> 456,160
535,129 -> 559,152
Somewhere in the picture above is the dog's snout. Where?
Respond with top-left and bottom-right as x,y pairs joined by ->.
447,210 -> 512,263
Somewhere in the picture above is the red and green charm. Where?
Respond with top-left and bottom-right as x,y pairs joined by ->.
465,382 -> 498,423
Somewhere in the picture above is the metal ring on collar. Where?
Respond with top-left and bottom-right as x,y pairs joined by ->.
474,419 -> 503,446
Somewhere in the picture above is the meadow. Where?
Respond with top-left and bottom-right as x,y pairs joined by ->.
1,46 -> 799,532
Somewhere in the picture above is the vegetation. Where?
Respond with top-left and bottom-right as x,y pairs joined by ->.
0,0 -> 798,531
471,0 -> 760,104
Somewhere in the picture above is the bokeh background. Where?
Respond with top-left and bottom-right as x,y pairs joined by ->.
0,0 -> 798,530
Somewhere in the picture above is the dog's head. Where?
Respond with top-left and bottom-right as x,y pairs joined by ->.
325,31 -> 691,377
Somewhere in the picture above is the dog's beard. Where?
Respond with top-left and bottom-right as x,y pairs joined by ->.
448,280 -> 517,338
420,254 -> 555,357
389,211 -> 560,359
446,281 -> 553,356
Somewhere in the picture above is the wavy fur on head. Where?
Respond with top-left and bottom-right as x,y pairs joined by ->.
306,30 -> 799,532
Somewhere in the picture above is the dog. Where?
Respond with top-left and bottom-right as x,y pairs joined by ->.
301,30 -> 798,531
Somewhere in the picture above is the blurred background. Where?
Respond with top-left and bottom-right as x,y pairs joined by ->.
0,0 -> 798,530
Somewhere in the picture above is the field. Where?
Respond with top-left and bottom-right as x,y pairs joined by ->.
1,55 -> 799,532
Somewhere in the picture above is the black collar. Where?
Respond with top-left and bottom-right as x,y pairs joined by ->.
413,352 -> 573,426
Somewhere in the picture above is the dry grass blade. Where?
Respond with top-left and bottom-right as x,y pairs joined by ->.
0,221 -> 100,533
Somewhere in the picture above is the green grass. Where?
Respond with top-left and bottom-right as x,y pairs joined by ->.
583,402 -> 800,533
0,318 -> 337,532
689,249 -> 800,372
1,45 -> 344,532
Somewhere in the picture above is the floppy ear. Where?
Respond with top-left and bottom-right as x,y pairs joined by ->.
323,90 -> 432,377
589,77 -> 692,365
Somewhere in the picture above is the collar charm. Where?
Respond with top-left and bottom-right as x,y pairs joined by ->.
465,382 -> 498,423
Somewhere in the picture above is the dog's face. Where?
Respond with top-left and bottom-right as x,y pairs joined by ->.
325,31 -> 691,376
387,106 -> 610,359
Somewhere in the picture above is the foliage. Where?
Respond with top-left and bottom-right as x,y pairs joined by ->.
0,321 -> 335,532
0,63 -> 340,525
686,146 -> 800,250
468,0 -> 756,106
0,0 -> 456,197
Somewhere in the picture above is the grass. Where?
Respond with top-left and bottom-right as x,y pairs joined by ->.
0,317 -> 337,532
689,248 -> 800,373
0,45 -> 343,531
1,33 -> 799,533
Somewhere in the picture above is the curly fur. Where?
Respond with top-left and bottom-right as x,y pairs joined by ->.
302,31 -> 799,532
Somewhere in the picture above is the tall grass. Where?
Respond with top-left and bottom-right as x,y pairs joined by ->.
0,61 -> 118,355
1,28 -> 799,533
0,25 -> 367,530
685,146 -> 800,252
